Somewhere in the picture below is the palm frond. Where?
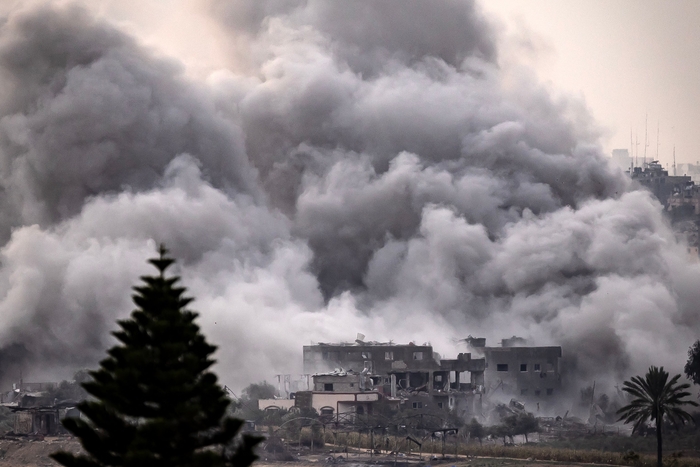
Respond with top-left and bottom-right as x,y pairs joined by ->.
617,366 -> 697,430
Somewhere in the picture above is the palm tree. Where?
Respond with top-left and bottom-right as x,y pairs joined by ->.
617,366 -> 698,467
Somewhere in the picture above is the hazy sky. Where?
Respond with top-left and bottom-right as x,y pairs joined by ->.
73,0 -> 700,167
482,0 -> 700,167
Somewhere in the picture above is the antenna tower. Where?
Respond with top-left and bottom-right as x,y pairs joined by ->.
630,129 -> 634,170
643,114 -> 648,168
656,121 -> 660,160
673,145 -> 676,176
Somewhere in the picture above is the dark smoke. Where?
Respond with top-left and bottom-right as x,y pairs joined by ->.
0,1 -> 696,399
0,3 -> 260,239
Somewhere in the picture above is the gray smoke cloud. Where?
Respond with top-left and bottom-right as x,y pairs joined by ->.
0,0 -> 697,401
0,3 -> 261,238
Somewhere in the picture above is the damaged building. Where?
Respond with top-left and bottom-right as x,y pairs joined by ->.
260,335 -> 564,426
631,161 -> 691,210
1,382 -> 80,436
470,337 -> 563,409
300,338 -> 486,422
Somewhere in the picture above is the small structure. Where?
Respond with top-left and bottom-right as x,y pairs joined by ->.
259,369 -> 381,424
12,406 -> 60,435
9,400 -> 79,436
1,381 -> 79,436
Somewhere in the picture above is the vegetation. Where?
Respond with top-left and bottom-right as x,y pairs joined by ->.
51,246 -> 261,467
320,430 -> 700,467
513,412 -> 539,442
467,417 -> 486,445
685,340 -> 700,386
487,412 -> 539,445
234,381 -> 277,420
241,381 -> 277,401
45,370 -> 91,403
617,366 -> 698,467
541,421 -> 700,453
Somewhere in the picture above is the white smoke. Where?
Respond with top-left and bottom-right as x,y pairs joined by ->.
0,1 -> 696,396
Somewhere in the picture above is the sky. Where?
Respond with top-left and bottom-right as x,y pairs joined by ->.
482,1 -> 700,167
67,0 -> 700,167
0,0 -> 698,403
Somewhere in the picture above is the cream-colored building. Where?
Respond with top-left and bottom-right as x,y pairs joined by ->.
258,391 -> 380,423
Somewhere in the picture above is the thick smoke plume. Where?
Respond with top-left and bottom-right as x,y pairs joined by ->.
0,0 -> 697,399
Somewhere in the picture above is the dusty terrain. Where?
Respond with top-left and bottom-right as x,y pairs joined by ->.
0,438 -> 82,467
0,439 -> 627,467
254,457 -> 621,467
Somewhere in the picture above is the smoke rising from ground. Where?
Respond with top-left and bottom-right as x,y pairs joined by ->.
0,1 -> 697,399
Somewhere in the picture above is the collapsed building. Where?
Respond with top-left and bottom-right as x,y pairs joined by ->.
259,335 -> 563,425
0,381 -> 80,436
261,337 -> 485,424
303,339 -> 485,416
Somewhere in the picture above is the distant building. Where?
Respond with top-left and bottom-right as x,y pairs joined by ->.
1,382 -> 79,436
300,339 -> 486,421
303,341 -> 484,390
670,219 -> 700,262
668,181 -> 700,215
631,161 -> 691,209
303,341 -> 438,375
611,149 -> 632,172
258,369 -> 381,424
261,336 -> 564,424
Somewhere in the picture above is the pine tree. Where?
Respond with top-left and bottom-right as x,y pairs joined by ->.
51,246 -> 260,467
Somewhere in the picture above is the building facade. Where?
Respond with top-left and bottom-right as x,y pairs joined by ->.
300,340 -> 486,421
631,161 -> 691,209
478,339 -> 562,406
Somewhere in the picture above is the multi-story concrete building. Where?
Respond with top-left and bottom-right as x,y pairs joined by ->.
303,341 -> 437,375
303,341 -> 485,392
261,337 -> 564,424
473,337 -> 562,408
302,340 -> 486,420
668,181 -> 700,215
631,161 -> 691,209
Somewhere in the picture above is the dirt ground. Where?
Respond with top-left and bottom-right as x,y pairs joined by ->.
254,459 -> 615,467
0,437 -> 82,467
254,451 -> 622,467
0,440 -> 623,467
